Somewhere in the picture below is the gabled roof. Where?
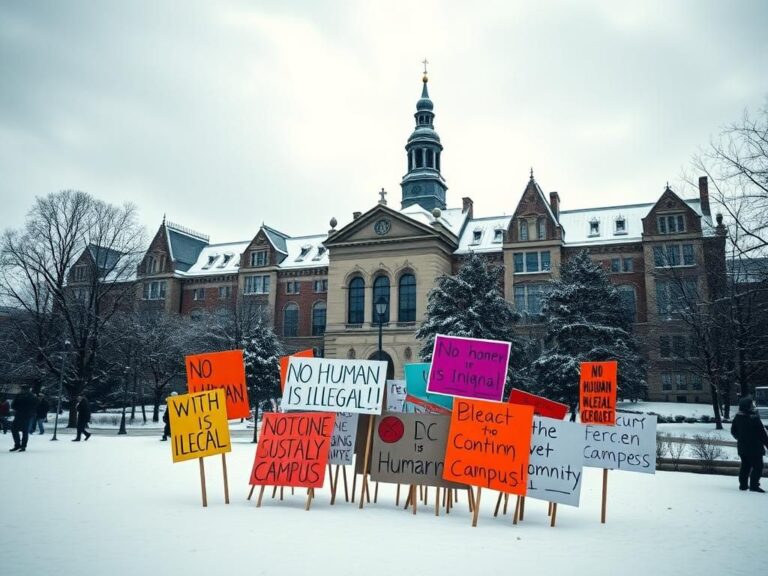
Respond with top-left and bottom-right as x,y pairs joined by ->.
87,244 -> 123,272
262,225 -> 289,255
165,224 -> 209,272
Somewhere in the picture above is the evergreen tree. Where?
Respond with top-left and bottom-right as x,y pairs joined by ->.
531,250 -> 646,416
242,319 -> 284,442
415,252 -> 525,393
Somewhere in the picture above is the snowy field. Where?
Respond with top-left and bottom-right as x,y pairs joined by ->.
2,433 -> 765,576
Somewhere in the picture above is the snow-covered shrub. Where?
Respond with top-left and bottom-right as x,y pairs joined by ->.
690,434 -> 724,472
667,435 -> 687,470
656,433 -> 670,461
674,415 -> 686,423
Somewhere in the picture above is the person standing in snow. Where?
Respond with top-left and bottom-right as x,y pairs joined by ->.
9,386 -> 37,452
0,399 -> 10,434
730,396 -> 768,493
30,393 -> 49,435
161,391 -> 178,441
73,395 -> 91,441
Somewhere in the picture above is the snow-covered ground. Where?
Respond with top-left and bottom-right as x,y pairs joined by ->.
618,400 -> 738,419
1,434 -> 764,576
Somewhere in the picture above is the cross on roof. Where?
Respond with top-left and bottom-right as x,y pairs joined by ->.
379,187 -> 387,205
422,58 -> 429,75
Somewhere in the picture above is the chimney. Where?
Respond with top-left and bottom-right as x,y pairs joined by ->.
698,176 -> 711,216
549,191 -> 560,221
462,197 -> 474,219
353,211 -> 362,220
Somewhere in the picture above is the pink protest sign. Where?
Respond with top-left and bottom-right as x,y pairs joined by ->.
426,335 -> 510,402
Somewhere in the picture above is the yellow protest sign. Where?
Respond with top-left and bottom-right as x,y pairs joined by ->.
169,389 -> 231,463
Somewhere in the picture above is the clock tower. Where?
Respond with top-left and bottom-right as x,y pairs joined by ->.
400,67 -> 447,211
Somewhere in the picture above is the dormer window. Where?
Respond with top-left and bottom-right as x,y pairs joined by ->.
217,254 -> 233,268
615,217 -> 627,235
250,250 -> 267,267
493,228 -> 504,243
296,244 -> 312,262
471,229 -> 483,244
312,246 -> 327,261
202,254 -> 218,269
589,218 -> 600,237
519,220 -> 529,241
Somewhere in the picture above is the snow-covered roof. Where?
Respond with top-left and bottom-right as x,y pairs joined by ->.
455,216 -> 512,254
399,204 -> 467,237
181,241 -> 250,277
279,235 -> 329,269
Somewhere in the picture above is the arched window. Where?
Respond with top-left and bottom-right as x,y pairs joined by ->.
373,275 -> 390,323
537,218 -> 546,240
519,220 -> 529,241
398,274 -> 416,322
347,277 -> 365,324
312,302 -> 326,336
283,303 -> 299,337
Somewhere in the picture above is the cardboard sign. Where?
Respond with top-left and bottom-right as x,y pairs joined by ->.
249,412 -> 335,488
583,414 -> 657,474
279,349 -> 314,391
527,417 -> 585,507
404,363 -> 453,412
404,394 -> 451,415
427,335 -> 510,402
328,412 -> 359,466
169,389 -> 231,463
186,350 -> 249,420
443,398 -> 534,495
370,413 -> 465,489
283,358 -> 387,414
386,380 -> 407,413
509,388 -> 569,420
579,361 -> 618,424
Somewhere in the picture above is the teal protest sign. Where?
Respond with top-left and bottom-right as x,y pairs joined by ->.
403,363 -> 453,412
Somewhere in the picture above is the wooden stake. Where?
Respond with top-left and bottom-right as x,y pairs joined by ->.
468,488 -> 475,513
351,471 -> 357,503
247,485 -> 255,501
512,496 -> 520,525
222,454 -> 230,504
493,492 -> 503,517
418,485 -> 424,501
601,468 -> 608,524
330,465 -> 341,505
550,503 -> 558,527
548,501 -> 553,516
342,466 -> 349,502
198,458 -> 208,508
280,486 -> 284,501
519,496 -> 526,521
396,483 -> 401,506
503,493 -> 509,515
374,481 -> 379,504
305,487 -> 314,511
256,485 -> 266,507
271,486 -> 278,499
471,487 -> 482,527
412,484 -> 417,515
435,487 -> 440,516
358,416 -> 375,509
423,486 -> 428,505
404,485 -> 413,509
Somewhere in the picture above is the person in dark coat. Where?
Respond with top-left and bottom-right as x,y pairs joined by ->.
30,393 -> 49,435
10,387 -> 37,452
73,396 -> 91,441
0,399 -> 10,434
730,396 -> 768,492
161,391 -> 178,441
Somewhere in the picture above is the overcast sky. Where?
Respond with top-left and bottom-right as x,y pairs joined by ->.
1,1 -> 767,243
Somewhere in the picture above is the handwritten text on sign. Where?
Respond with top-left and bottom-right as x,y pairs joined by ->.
169,389 -> 231,463
443,399 -> 534,495
279,349 -> 314,391
186,350 -> 249,420
283,358 -> 387,414
328,412 -> 359,466
583,414 -> 657,474
404,363 -> 453,411
527,417 -> 585,507
579,361 -> 618,424
428,335 -> 510,402
250,412 -> 335,488
386,380 -> 407,413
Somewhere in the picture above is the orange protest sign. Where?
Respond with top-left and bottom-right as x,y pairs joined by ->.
186,350 -> 249,420
279,349 -> 314,391
443,398 -> 534,496
249,412 -> 335,488
579,361 -> 618,425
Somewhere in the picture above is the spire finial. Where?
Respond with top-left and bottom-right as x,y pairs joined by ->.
422,58 -> 429,82
162,213 -> 166,224
530,167 -> 534,180
378,187 -> 387,205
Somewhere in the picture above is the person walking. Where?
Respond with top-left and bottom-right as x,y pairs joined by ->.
73,396 -> 92,442
30,393 -> 49,435
731,395 -> 768,493
9,386 -> 37,452
161,391 -> 178,441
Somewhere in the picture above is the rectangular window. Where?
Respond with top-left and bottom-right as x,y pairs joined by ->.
657,214 -> 686,234
611,258 -> 621,273
314,279 -> 328,293
666,244 -> 680,266
143,281 -> 166,300
73,265 -> 87,282
250,251 -> 267,267
525,252 -> 539,272
672,335 -> 686,358
653,246 -> 664,267
622,258 -> 633,272
218,286 -> 231,299
589,220 -> 600,236
682,244 -> 694,266
514,251 -> 550,273
656,279 -> 697,316
661,373 -> 672,391
654,244 -> 695,267
675,373 -> 687,391
690,374 -> 703,391
659,336 -> 671,358
286,281 -> 301,294
615,218 -> 626,234
514,253 -> 524,273
244,275 -> 270,295
514,284 -> 546,316
193,288 -> 205,301
540,251 -> 551,271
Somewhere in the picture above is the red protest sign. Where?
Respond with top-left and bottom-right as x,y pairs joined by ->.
249,412 -> 335,488
579,361 -> 618,425
186,350 -> 249,420
279,349 -> 314,391
508,388 -> 568,420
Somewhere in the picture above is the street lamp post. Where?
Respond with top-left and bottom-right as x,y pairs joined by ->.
118,366 -> 130,435
375,296 -> 388,362
50,339 -> 71,441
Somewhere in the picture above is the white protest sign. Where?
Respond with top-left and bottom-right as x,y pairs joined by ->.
283,357 -> 387,415
386,380 -> 407,413
527,416 -> 585,507
583,414 -> 657,474
328,412 -> 359,465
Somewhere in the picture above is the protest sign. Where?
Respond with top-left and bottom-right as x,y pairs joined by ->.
279,349 -> 314,391
328,412 -> 359,466
427,335 -> 510,402
250,412 -> 335,488
509,388 -> 568,420
583,414 -> 657,474
283,358 -> 387,414
579,361 -> 618,424
186,350 -> 249,420
370,413 -> 465,489
169,389 -> 231,463
404,363 -> 453,412
526,416 -> 585,507
404,394 -> 451,415
386,380 -> 407,412
443,398 -> 533,495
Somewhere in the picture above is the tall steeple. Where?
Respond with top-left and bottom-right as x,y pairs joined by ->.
400,63 -> 447,211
